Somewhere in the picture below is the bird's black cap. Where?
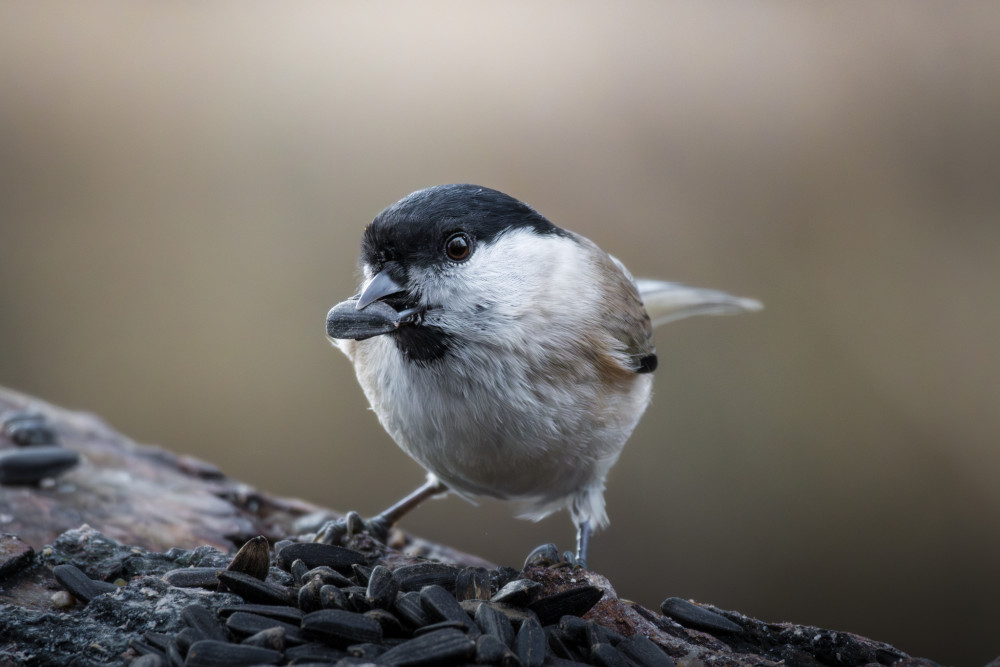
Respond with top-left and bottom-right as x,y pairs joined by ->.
360,184 -> 566,272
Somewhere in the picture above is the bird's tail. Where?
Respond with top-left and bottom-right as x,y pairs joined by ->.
636,279 -> 762,328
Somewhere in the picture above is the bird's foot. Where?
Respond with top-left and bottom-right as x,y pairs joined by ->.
523,543 -> 587,570
315,511 -> 392,545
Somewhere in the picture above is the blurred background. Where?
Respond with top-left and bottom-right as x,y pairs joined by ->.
2,2 -> 998,664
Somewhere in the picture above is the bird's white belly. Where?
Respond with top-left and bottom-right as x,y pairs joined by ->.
349,335 -> 652,511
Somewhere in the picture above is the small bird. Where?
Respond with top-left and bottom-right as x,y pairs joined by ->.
324,184 -> 760,566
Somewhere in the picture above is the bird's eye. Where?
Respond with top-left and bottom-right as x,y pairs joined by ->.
444,232 -> 472,262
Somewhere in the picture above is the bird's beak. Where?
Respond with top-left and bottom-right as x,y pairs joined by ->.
326,268 -> 411,341
356,270 -> 406,310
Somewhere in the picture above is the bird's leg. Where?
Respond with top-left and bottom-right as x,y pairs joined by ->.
316,478 -> 448,544
575,519 -> 592,569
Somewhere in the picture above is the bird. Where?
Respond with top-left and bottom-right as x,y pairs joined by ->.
322,184 -> 761,567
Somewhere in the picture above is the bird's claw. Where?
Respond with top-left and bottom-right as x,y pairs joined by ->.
315,511 -> 392,545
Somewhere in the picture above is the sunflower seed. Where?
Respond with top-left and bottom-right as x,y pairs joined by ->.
276,542 -> 367,572
321,583 -> 351,610
377,627 -> 476,666
474,601 -> 515,648
174,628 -> 198,654
290,558 -> 310,585
492,579 -> 541,606
51,563 -> 117,603
165,640 -> 184,667
348,642 -> 388,659
225,611 -> 305,644
545,625 -> 578,660
590,642 -> 630,667
394,591 -> 432,628
345,585 -> 372,612
181,604 -> 228,642
352,563 -> 373,585
618,634 -> 675,667
185,639 -> 282,666
238,625 -> 285,651
301,609 -> 383,646
366,565 -> 398,609
527,586 -> 603,626
227,536 -> 270,581
659,597 -> 742,635
419,584 -> 474,630
455,566 -> 491,602
304,565 -> 355,588
163,567 -> 221,589
129,655 -> 164,667
298,577 -> 323,613
283,642 -> 348,663
130,639 -> 165,659
475,633 -> 521,667
523,543 -> 560,569
393,562 -> 459,592
0,446 -> 79,484
216,570 -> 295,606
1,411 -> 57,446
218,603 -> 304,624
462,600 -> 539,630
365,608 -> 404,638
516,616 -> 546,667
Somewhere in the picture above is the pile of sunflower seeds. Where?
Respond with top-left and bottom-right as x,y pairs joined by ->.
50,535 -> 676,666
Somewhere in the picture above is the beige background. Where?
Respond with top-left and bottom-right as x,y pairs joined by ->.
2,3 -> 999,665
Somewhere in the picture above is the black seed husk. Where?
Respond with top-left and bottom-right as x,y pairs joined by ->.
1,412 -> 57,446
181,604 -> 228,642
0,446 -> 79,484
492,578 -> 541,606
455,566 -> 491,602
225,611 -> 304,644
393,591 -> 432,628
185,639 -> 282,666
377,627 -> 476,666
516,617 -> 546,667
162,567 -> 221,589
164,639 -> 184,667
590,642 -> 630,667
545,625 -> 579,660
283,642 -> 349,663
173,628 -> 198,654
348,641 -> 388,659
366,564 -> 398,609
216,570 -> 295,606
659,597 -> 742,634
298,577 -> 323,613
240,625 -> 285,651
523,543 -> 560,569
304,565 -> 355,588
227,535 -> 270,581
321,583 -> 350,610
475,633 -> 520,667
419,584 -> 474,629
130,654 -> 164,667
365,608 -> 404,638
393,562 -> 459,592
475,600 -> 515,648
300,608 -> 383,646
218,603 -> 304,624
618,634 -> 676,667
130,639 -> 165,659
276,541 -> 367,572
351,563 -> 373,585
51,563 -> 118,603
290,558 -> 309,585
462,599 -> 539,630
527,586 -> 603,626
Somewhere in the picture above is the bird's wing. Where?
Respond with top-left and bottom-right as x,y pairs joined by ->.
635,279 -> 762,328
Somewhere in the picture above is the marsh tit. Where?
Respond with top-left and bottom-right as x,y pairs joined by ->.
323,184 -> 760,566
